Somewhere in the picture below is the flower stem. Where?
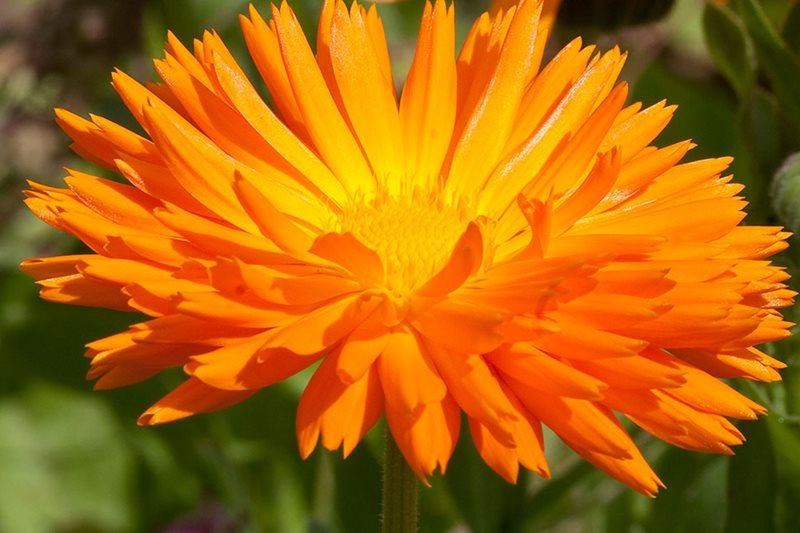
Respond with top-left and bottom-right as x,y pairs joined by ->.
381,429 -> 418,533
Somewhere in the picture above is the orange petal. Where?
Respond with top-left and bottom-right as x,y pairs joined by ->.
175,290 -> 303,328
570,442 -> 662,497
310,232 -> 384,286
207,46 -> 346,205
141,101 -> 258,232
231,174 -> 316,254
378,326 -> 447,415
296,352 -> 383,458
664,359 -> 765,420
327,0 -> 403,189
551,148 -> 622,234
428,344 -> 518,446
489,343 -> 607,400
523,82 -> 628,206
187,336 -> 319,391
604,388 -> 745,454
262,293 -> 380,355
21,255 -> 90,280
446,0 -> 544,199
385,394 -> 460,482
468,380 -> 549,483
270,1 -> 374,194
240,7 -> 309,139
481,47 -> 626,215
153,205 -> 288,265
138,377 -> 253,425
509,383 -> 632,458
232,261 -> 360,306
416,222 -> 483,297
410,297 -> 507,353
337,310 -> 390,384
36,273 -> 132,311
400,0 -> 457,188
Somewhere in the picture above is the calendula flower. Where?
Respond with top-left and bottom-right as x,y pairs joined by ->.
22,0 -> 792,496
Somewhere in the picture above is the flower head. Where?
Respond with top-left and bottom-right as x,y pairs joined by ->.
22,0 -> 792,495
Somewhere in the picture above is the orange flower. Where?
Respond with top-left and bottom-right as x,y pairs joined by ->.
22,0 -> 792,495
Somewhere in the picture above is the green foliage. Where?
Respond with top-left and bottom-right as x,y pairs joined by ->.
558,0 -> 676,31
443,434 -> 516,533
733,0 -> 800,135
766,414 -> 800,531
771,153 -> 800,233
725,419 -> 776,533
0,384 -> 135,532
784,3 -> 800,54
703,2 -> 756,100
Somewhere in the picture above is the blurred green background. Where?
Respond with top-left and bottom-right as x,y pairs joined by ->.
1,0 -> 800,531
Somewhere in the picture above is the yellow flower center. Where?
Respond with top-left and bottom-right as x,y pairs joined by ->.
337,191 -> 470,294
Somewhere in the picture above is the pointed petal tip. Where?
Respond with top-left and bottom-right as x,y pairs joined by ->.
299,444 -> 316,460
342,441 -> 357,459
137,409 -> 160,426
538,464 -> 552,479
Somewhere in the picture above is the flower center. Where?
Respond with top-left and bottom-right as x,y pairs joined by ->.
336,191 -> 470,294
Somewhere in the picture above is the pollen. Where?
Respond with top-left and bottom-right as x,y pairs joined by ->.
337,190 -> 470,294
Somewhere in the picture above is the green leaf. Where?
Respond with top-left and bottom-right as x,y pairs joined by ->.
333,445 -> 381,533
736,87 -> 785,222
558,0 -> 676,31
128,429 -> 201,511
769,152 -> 800,233
0,384 -> 135,533
783,3 -> 800,54
221,381 -> 314,532
141,2 -> 168,58
644,449 -> 725,533
724,418 -> 776,533
703,3 -> 756,99
443,434 -> 510,533
734,0 -> 800,133
604,490 -> 637,533
765,415 -> 800,532
513,457 -> 602,531
740,88 -> 784,173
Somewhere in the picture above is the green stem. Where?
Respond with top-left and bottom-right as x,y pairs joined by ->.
381,429 -> 418,533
